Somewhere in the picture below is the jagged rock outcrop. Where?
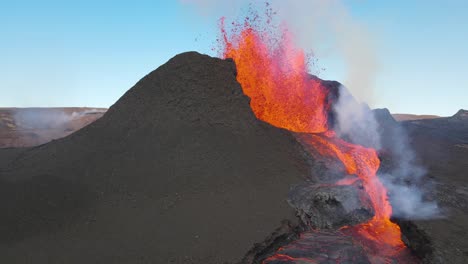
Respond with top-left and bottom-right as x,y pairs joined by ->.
451,109 -> 468,121
288,181 -> 374,229
373,108 -> 397,126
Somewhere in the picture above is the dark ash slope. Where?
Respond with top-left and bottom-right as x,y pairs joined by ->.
0,52 -> 313,264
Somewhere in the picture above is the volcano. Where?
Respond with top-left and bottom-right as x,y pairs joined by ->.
0,52 -> 318,263
0,52 -> 466,263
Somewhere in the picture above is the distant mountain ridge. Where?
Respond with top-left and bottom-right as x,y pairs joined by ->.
392,113 -> 440,121
452,109 -> 468,120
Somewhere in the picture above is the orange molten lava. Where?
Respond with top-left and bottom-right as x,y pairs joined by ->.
220,15 -> 406,259
303,132 -> 405,254
221,18 -> 328,133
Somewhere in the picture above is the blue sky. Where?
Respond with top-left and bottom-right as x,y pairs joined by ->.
0,0 -> 466,116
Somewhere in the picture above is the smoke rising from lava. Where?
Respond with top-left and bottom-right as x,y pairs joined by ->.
378,121 -> 440,219
333,86 -> 381,149
181,0 -> 378,104
333,88 -> 440,219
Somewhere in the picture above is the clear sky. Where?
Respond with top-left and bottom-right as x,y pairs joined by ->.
1,0 -> 466,116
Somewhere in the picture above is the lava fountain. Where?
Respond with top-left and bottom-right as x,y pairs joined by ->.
219,8 -> 410,263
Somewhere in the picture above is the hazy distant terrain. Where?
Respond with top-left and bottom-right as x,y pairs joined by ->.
392,113 -> 440,121
0,108 -> 445,148
0,108 -> 106,148
0,106 -> 452,150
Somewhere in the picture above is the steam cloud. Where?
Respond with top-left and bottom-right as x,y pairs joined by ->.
181,0 -> 378,104
378,120 -> 440,219
12,109 -> 106,130
333,87 -> 440,220
333,87 -> 381,150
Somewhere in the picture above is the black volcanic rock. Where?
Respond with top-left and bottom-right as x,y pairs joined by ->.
372,108 -> 399,151
0,52 -> 315,264
263,231 -> 371,264
451,109 -> 468,121
288,181 -> 374,229
373,108 -> 397,126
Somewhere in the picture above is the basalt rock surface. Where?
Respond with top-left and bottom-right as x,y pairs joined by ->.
263,231 -> 371,264
287,181 -> 374,229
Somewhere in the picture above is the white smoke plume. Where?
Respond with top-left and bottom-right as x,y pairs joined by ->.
181,0 -> 378,104
12,108 -> 106,130
333,86 -> 381,149
13,109 -> 74,130
377,118 -> 440,219
333,88 -> 440,219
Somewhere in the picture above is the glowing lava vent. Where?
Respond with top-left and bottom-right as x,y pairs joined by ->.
219,6 -> 410,263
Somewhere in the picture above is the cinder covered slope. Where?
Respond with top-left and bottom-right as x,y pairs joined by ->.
0,52 -> 313,263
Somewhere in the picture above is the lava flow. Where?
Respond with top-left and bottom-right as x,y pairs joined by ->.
220,9 -> 409,263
